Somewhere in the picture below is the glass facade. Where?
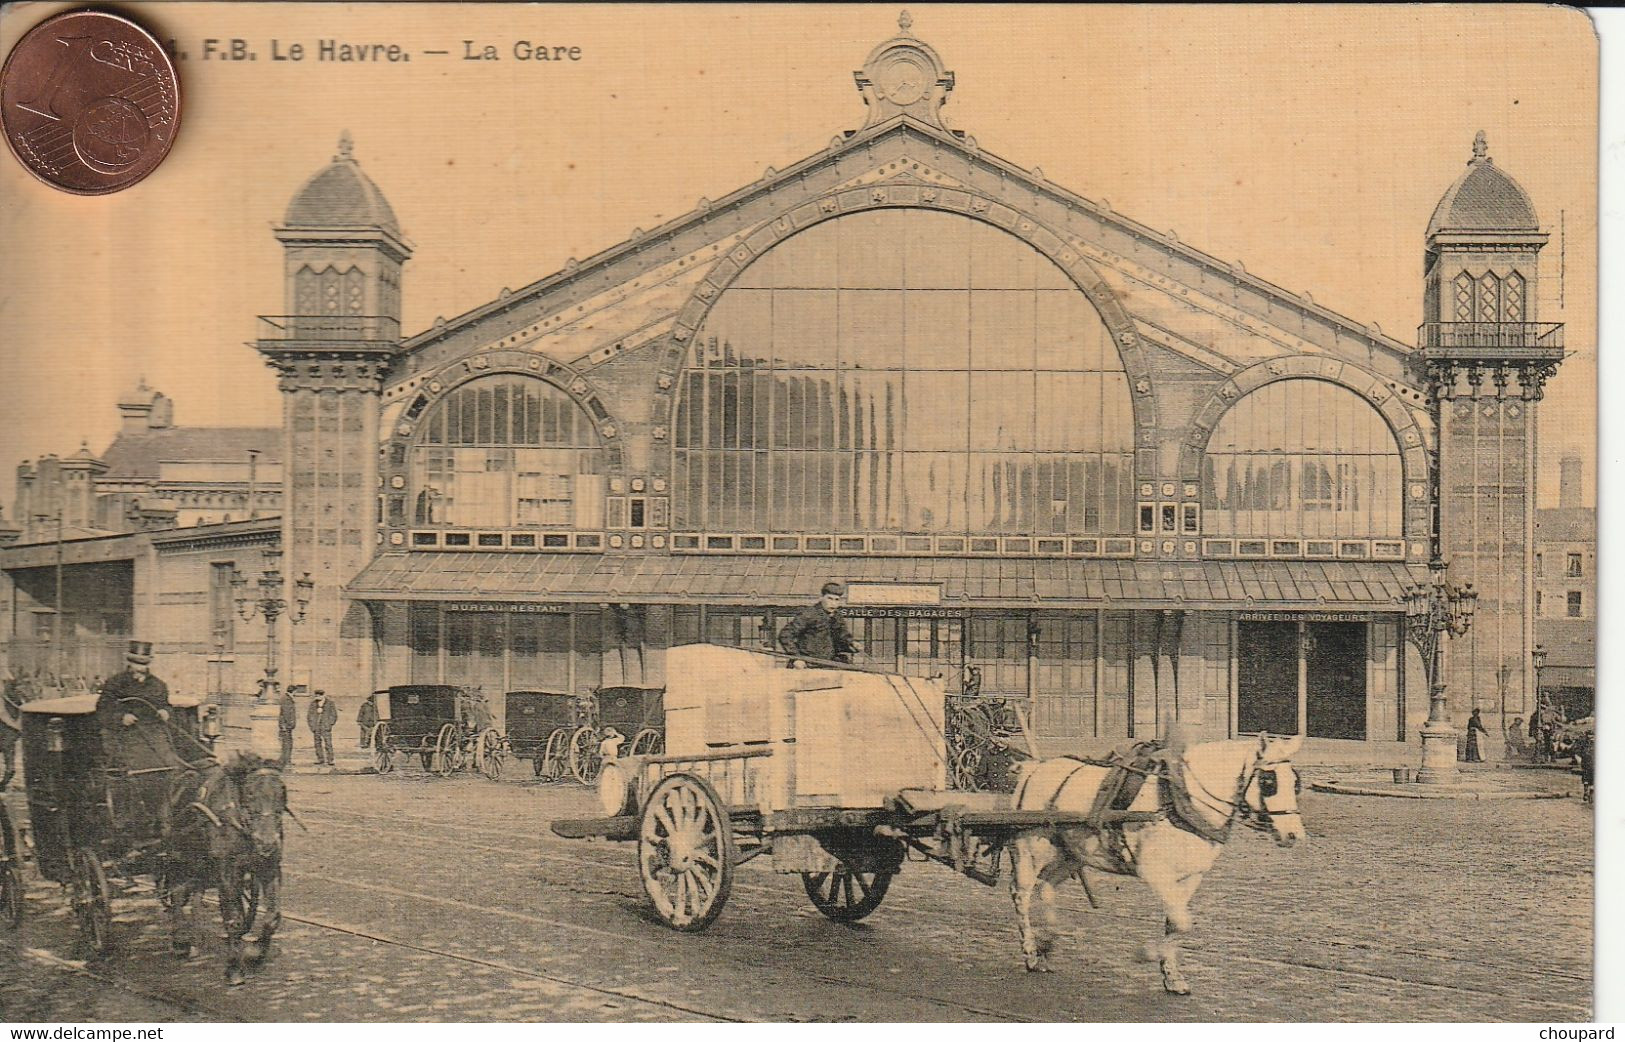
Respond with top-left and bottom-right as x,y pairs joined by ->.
409,375 -> 605,529
1201,378 -> 1403,540
673,209 -> 1136,539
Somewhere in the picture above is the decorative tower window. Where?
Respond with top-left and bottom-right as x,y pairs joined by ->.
1504,271 -> 1525,321
1475,271 -> 1500,322
1452,271 -> 1474,320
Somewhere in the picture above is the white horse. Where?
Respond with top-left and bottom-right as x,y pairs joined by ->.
1008,730 -> 1306,994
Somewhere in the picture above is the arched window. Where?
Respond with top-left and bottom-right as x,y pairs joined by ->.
408,375 -> 604,529
672,209 -> 1136,539
1201,379 -> 1402,540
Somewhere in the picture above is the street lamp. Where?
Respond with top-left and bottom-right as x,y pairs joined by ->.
232,547 -> 313,702
1530,643 -> 1547,712
1402,555 -> 1478,784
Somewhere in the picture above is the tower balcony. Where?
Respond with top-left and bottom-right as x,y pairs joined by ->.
255,315 -> 401,349
1416,321 -> 1564,362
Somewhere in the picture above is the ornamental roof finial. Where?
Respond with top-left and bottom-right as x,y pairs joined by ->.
898,10 -> 913,34
337,129 -> 355,161
1472,130 -> 1488,160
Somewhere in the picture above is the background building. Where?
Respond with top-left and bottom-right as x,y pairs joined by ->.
1534,455 -> 1595,717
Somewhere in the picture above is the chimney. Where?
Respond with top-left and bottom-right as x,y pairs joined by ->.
1559,456 -> 1582,509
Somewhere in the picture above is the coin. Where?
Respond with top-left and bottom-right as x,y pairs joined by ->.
0,9 -> 180,194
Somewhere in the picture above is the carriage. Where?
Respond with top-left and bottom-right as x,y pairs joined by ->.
552,645 -> 1092,930
505,686 -> 665,784
18,691 -> 228,955
369,685 -> 505,779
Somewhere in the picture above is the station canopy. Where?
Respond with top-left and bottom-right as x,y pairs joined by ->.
347,553 -> 1419,613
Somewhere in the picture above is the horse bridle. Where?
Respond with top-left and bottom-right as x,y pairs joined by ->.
187,766 -> 295,843
1182,754 -> 1301,835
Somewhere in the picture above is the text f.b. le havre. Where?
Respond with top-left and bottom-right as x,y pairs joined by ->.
200,39 -> 582,62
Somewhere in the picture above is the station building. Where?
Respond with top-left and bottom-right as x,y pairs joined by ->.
5,20 -> 1572,748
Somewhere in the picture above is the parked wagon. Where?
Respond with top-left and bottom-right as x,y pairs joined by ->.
19,692 -> 226,955
370,685 -> 504,778
566,686 -> 665,786
502,690 -> 578,778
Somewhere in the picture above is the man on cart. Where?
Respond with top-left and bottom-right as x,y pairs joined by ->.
96,640 -> 170,730
778,582 -> 862,668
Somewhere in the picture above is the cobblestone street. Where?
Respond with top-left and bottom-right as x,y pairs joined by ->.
0,764 -> 1592,1022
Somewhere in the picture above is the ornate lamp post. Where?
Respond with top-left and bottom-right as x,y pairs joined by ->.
231,547 -> 313,702
1402,556 -> 1478,784
1530,643 -> 1547,711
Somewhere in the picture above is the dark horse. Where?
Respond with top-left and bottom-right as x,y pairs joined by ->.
159,753 -> 287,985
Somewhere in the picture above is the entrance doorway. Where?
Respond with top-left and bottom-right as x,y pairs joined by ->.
1306,622 -> 1366,740
1237,621 -> 1298,735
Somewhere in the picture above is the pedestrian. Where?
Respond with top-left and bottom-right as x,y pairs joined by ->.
308,689 -> 338,767
278,686 -> 297,767
1464,707 -> 1489,763
96,641 -> 171,732
778,582 -> 862,667
358,692 -> 378,749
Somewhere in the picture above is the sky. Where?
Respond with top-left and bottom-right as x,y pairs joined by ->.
0,2 -> 1599,513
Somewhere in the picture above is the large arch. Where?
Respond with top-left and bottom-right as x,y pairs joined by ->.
377,350 -> 626,550
647,186 -> 1161,476
1181,356 -> 1431,551
651,191 -> 1154,547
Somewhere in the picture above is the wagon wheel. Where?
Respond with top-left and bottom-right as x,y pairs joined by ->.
951,745 -> 985,791
568,726 -> 603,786
630,728 -> 664,757
0,804 -> 22,929
802,862 -> 896,923
431,724 -> 461,776
539,728 -> 570,780
478,729 -> 507,781
69,847 -> 113,957
637,773 -> 736,931
371,722 -> 394,774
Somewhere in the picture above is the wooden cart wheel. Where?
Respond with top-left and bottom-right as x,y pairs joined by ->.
540,728 -> 569,780
432,724 -> 460,776
372,722 -> 394,774
637,773 -> 736,931
952,745 -> 985,791
69,847 -> 113,957
630,728 -> 664,757
802,862 -> 896,923
568,726 -> 603,786
478,729 -> 507,781
0,805 -> 22,929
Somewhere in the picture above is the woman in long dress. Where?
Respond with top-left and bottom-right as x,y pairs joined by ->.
1465,707 -> 1489,763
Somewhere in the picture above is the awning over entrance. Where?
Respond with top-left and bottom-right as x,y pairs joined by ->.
347,553 -> 1419,612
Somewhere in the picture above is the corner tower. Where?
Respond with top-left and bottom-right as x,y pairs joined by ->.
255,132 -> 412,697
1417,132 -> 1562,725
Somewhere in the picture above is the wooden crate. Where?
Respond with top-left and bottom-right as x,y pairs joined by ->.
663,644 -> 947,811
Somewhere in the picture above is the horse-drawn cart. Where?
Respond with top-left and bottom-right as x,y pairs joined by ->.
551,644 -> 1092,930
370,685 -> 504,779
20,692 -> 218,954
553,643 -> 1308,968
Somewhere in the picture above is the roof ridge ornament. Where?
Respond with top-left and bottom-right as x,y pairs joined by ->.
337,129 -> 354,162
853,12 -> 954,131
1472,129 -> 1488,163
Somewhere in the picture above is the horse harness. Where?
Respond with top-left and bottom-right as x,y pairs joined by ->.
1041,741 -> 1294,855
